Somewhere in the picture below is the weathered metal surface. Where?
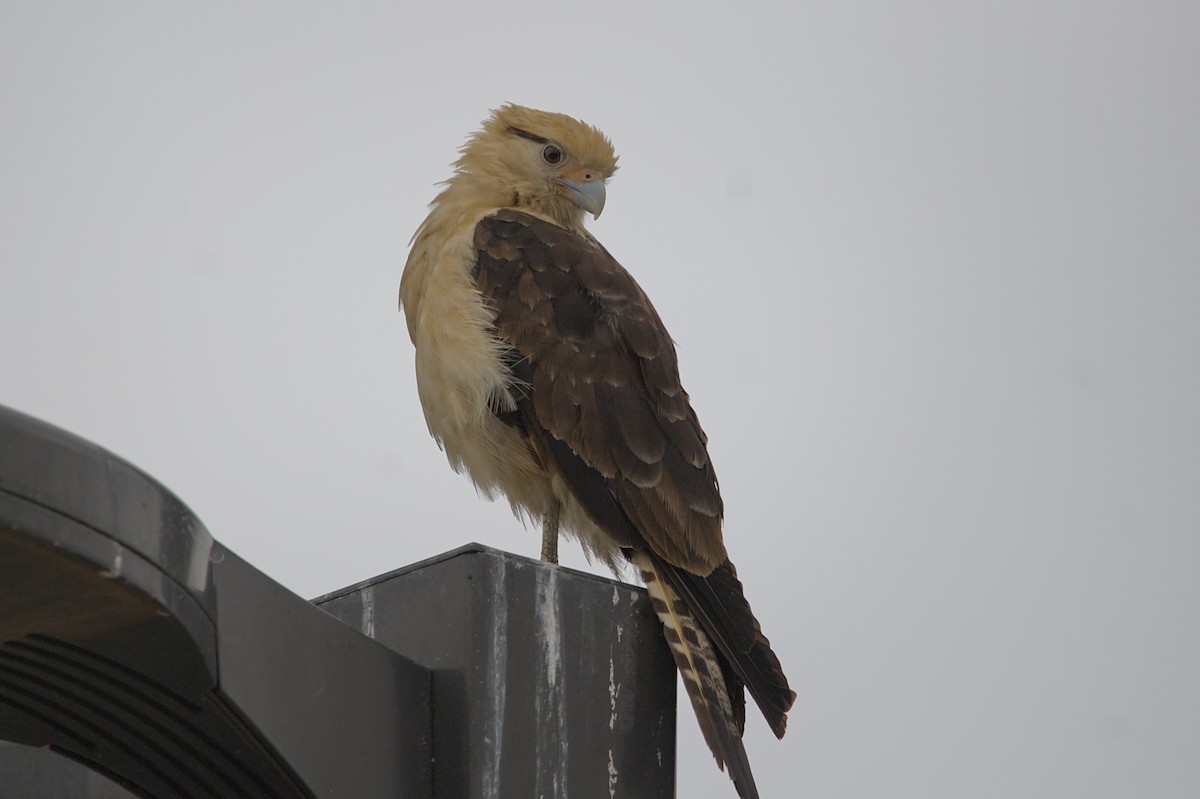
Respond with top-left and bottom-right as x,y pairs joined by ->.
317,544 -> 678,799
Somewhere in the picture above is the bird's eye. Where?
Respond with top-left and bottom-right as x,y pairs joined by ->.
542,144 -> 563,165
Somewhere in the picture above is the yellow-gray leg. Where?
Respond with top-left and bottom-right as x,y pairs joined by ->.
541,499 -> 560,564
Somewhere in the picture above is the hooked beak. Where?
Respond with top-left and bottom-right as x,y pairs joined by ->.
554,177 -> 607,219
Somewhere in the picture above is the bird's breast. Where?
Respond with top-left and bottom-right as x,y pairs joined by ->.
402,212 -> 551,514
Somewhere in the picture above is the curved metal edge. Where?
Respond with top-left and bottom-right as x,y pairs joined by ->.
0,490 -> 219,687
0,404 -> 216,616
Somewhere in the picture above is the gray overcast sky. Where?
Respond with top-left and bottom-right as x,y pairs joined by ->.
2,2 -> 1198,797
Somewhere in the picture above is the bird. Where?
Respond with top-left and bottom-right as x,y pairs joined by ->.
399,104 -> 795,799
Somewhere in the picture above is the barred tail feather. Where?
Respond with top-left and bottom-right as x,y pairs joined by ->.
632,551 -> 761,799
659,557 -> 797,739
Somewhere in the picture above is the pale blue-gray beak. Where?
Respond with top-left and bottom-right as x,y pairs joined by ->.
554,177 -> 607,219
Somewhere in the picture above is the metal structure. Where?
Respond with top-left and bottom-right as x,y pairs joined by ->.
0,404 -> 675,798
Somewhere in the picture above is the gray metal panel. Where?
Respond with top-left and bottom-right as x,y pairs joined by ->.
213,547 -> 432,799
316,544 -> 678,799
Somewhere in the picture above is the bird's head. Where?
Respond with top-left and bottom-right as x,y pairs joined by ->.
450,104 -> 619,230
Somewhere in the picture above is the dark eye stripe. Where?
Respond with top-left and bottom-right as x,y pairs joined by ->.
508,126 -> 549,145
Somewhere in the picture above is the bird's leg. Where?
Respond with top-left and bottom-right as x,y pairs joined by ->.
541,498 -> 561,564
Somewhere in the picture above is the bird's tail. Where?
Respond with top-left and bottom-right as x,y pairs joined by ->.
630,550 -> 761,799
657,555 -> 796,740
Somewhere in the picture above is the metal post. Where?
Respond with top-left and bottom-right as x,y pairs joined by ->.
317,544 -> 677,799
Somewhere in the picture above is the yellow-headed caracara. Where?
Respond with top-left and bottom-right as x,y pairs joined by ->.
399,104 -> 795,799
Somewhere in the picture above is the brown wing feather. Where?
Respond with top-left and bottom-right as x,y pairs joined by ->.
473,210 -> 795,784
474,209 -> 724,572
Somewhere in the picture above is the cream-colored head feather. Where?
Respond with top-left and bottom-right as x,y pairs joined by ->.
436,104 -> 619,230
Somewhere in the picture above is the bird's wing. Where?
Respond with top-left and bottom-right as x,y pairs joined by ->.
473,208 -> 725,573
473,210 -> 795,796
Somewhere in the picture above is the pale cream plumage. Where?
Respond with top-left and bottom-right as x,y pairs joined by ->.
399,104 -> 623,567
